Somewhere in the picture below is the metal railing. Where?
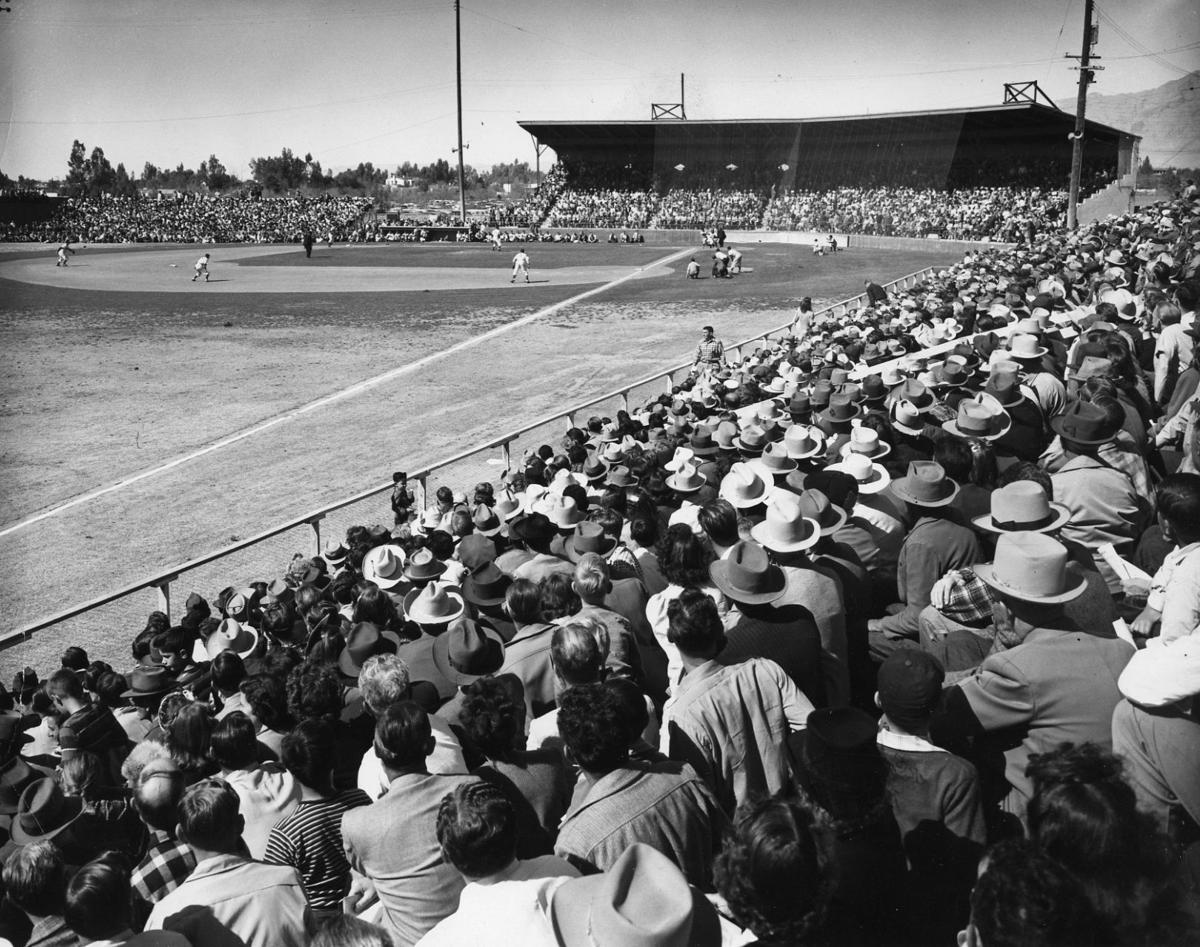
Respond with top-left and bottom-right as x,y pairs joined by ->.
1,264 -> 940,649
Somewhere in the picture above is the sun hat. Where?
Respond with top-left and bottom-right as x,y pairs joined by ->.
784,423 -> 824,460
750,492 -> 821,553
839,426 -> 891,460
564,521 -> 618,562
549,843 -> 721,947
709,540 -> 789,603
665,461 -> 707,494
877,650 -> 945,732
1008,333 -> 1047,361
1050,400 -> 1117,447
752,441 -> 798,479
205,618 -> 259,660
542,494 -> 586,530
461,562 -> 511,608
431,618 -> 505,686
403,548 -> 447,584
826,452 -> 891,494
975,532 -> 1087,604
120,666 -> 173,699
10,779 -> 84,844
735,424 -> 769,456
403,583 -> 466,626
362,545 -> 408,590
493,489 -> 525,522
941,397 -> 1012,441
796,488 -> 848,536
338,621 -> 401,678
972,481 -> 1071,535
719,462 -> 772,509
890,461 -> 959,508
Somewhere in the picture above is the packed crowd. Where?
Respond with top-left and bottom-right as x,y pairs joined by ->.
2,194 -> 374,244
652,189 -> 767,231
3,193 -> 1200,947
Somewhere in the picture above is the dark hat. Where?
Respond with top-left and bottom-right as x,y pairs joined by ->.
432,618 -> 505,685
337,622 -> 400,678
890,461 -> 959,507
462,562 -> 511,607
860,374 -> 887,403
787,391 -> 811,417
457,533 -> 498,574
607,465 -> 640,488
1050,400 -> 1116,447
471,504 -> 504,537
796,707 -> 884,796
983,371 -> 1024,408
565,521 -> 618,562
121,666 -> 173,699
512,512 -> 556,545
11,779 -> 84,844
708,541 -> 787,604
819,393 -> 861,425
404,548 -> 448,584
890,379 -> 934,410
877,651 -> 945,731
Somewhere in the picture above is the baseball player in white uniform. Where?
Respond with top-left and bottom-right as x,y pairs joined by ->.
511,248 -> 530,283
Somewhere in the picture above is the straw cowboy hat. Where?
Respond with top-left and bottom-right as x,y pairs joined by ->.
839,426 -> 891,460
941,396 -> 1012,441
826,452 -> 891,494
362,544 -> 408,591
975,532 -> 1087,604
205,618 -> 259,661
784,424 -> 824,460
403,582 -> 466,626
751,442 -> 798,479
750,492 -> 821,554
972,481 -> 1071,535
338,621 -> 401,678
665,462 -> 707,494
431,618 -> 505,686
890,461 -> 959,508
709,540 -> 790,603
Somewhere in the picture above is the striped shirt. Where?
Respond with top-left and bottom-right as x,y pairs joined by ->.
262,788 -> 371,909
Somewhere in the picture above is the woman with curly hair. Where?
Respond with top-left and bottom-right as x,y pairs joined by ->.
714,795 -> 833,946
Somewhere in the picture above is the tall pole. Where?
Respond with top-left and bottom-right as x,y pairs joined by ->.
1067,0 -> 1096,230
455,0 -> 467,227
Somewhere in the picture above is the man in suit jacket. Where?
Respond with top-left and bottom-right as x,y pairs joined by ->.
341,702 -> 479,947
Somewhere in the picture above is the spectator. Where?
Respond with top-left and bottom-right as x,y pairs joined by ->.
65,851 -> 190,946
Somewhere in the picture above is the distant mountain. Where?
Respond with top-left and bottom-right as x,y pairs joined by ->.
1084,71 -> 1200,168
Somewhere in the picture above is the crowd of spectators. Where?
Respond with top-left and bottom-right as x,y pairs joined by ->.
2,194 -> 374,244
653,188 -> 766,230
2,191 -> 1200,947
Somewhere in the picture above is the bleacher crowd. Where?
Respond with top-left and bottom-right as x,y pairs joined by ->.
2,192 -> 1200,947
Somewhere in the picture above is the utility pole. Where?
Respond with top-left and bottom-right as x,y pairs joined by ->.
1066,0 -> 1100,230
454,0 -> 467,227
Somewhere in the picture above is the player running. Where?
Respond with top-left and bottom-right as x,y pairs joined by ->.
56,241 -> 76,267
511,247 -> 530,283
192,252 -> 211,282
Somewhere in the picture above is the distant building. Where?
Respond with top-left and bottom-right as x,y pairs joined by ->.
386,176 -> 421,188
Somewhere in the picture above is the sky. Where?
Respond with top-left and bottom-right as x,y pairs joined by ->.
0,0 -> 1197,181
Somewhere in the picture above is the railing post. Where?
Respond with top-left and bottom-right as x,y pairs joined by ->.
501,439 -> 512,474
154,576 -> 176,622
309,515 -> 324,557
415,476 -> 428,512
620,390 -> 629,413
666,371 -> 675,393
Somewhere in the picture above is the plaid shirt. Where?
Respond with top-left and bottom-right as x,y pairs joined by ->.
694,338 -> 724,367
937,568 -> 995,626
132,828 -> 196,906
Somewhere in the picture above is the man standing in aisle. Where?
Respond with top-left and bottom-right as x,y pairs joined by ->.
693,325 -> 725,373
511,247 -> 530,283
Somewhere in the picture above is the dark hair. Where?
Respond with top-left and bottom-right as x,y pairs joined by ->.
48,668 -> 84,702
1,840 -> 69,918
628,514 -> 658,549
504,578 -> 542,625
932,433 -> 973,484
999,460 -> 1054,497
178,778 -> 243,852
588,506 -> 624,540
61,646 -> 89,672
93,671 -> 127,710
1157,472 -> 1200,542
460,677 -> 523,763
667,587 -> 724,657
657,524 -> 714,587
209,711 -> 259,771
698,499 -> 740,548
157,626 -> 195,658
426,530 -> 455,561
352,584 -> 397,628
714,796 -> 831,946
210,650 -> 246,695
64,852 -> 133,940
538,573 -> 580,622
375,700 -> 432,769
557,682 -> 628,773
286,659 -> 344,724
310,915 -> 393,947
604,676 -> 649,748
240,674 -> 293,733
281,718 -> 337,795
969,839 -> 1094,947
1174,280 -> 1199,312
436,781 -> 517,878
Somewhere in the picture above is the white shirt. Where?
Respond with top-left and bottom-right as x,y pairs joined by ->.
1150,542 -> 1200,643
357,711 -> 467,798
1118,632 -> 1200,709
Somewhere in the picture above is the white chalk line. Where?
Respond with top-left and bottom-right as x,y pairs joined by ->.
0,247 -> 693,539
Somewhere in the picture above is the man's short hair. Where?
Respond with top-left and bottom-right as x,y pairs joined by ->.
178,778 -> 243,852
436,781 -> 517,879
209,711 -> 260,771
698,499 -> 739,548
1157,473 -> 1200,541
61,646 -> 89,672
557,682 -> 629,774
374,700 -> 431,769
48,668 -> 84,702
358,654 -> 411,717
210,650 -> 246,694
2,840 -> 69,918
64,852 -> 133,941
134,758 -> 187,833
551,621 -> 607,686
281,718 -> 337,793
667,587 -> 724,657
504,578 -> 542,625
573,553 -> 611,599
157,626 -> 194,658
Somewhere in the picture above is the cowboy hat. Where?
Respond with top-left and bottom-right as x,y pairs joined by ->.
826,452 -> 891,494
890,461 -> 959,508
564,521 -> 618,562
403,583 -> 466,626
461,562 -> 511,607
541,494 -> 586,531
337,621 -> 401,678
493,489 -> 525,522
718,462 -> 772,509
941,397 -> 1012,441
975,532 -> 1086,604
751,442 -> 798,479
404,548 -> 447,584
431,618 -> 505,686
362,544 -> 408,591
972,481 -> 1071,535
796,488 -> 849,536
205,618 -> 259,660
839,426 -> 891,460
750,493 -> 821,554
783,424 -> 824,460
709,540 -> 789,603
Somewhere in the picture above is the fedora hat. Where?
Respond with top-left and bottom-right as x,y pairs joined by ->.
787,391 -> 811,418
607,465 -> 640,488
688,430 -> 719,457
404,548 -> 447,584
796,488 -> 848,536
362,544 -> 408,591
973,481 -> 1071,535
784,423 -> 824,460
322,540 -> 349,568
710,540 -> 789,603
809,381 -> 832,409
750,493 -> 820,554
462,562 -> 511,607
11,779 -> 84,845
941,397 -> 1012,441
456,534 -> 497,574
826,452 -> 891,494
719,462 -> 772,509
1008,333 -> 1047,361
1050,400 -> 1116,447
975,532 -> 1086,604
890,461 -> 959,508
860,374 -> 887,403
890,399 -> 926,437
819,393 -> 861,425
494,489 -> 525,522
550,843 -> 721,947
600,442 -> 626,465
664,447 -> 696,473
543,494 -> 586,531
337,621 -> 401,678
1105,248 -> 1128,266
512,511 -> 557,546
889,379 -> 933,410
403,582 -> 466,626
206,618 -> 259,660
881,366 -> 907,387
565,521 -> 619,561
983,371 -> 1025,408
756,400 -> 785,424
581,453 -> 608,483
752,441 -> 798,478
839,426 -> 891,460
432,618 -> 505,685
736,424 -> 769,456
413,508 -> 444,536
120,665 -> 173,699
937,361 -> 972,389
471,504 -> 504,537
665,461 -> 707,494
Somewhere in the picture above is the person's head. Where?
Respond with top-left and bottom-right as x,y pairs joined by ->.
310,915 -> 394,947
176,778 -> 244,855
209,711 -> 260,772
91,671 -> 126,711
210,650 -> 246,698
604,676 -> 650,749
538,573 -> 580,622
47,668 -> 85,711
1156,472 -> 1200,545
699,498 -> 740,549
999,460 -> 1054,497
1174,280 -> 1199,313
875,650 -> 945,735
374,700 -> 433,772
59,751 -> 103,799
551,621 -> 608,688
965,839 -> 1094,947
61,646 -> 89,673
557,681 -> 629,775
281,718 -> 337,796
352,583 -> 397,627
286,658 -> 344,724
714,796 -> 831,947
168,700 -> 215,764
460,676 -> 525,762
357,653 -> 412,717
1,840 -> 68,920
702,325 -> 714,340
657,524 -> 714,587
572,553 -> 612,604
63,852 -> 135,941
667,587 -> 725,660
156,627 -> 196,673
628,513 -> 658,551
436,780 -> 518,880
240,673 -> 292,733
134,757 -> 186,833
504,578 -> 542,626
933,434 -> 974,486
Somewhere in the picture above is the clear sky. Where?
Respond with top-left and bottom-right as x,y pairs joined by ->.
0,0 -> 1197,180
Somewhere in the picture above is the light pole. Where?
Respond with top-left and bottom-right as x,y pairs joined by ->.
454,0 -> 467,227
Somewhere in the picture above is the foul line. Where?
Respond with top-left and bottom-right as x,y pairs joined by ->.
0,248 -> 694,539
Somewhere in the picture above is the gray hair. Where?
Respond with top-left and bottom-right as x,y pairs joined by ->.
359,654 -> 412,717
